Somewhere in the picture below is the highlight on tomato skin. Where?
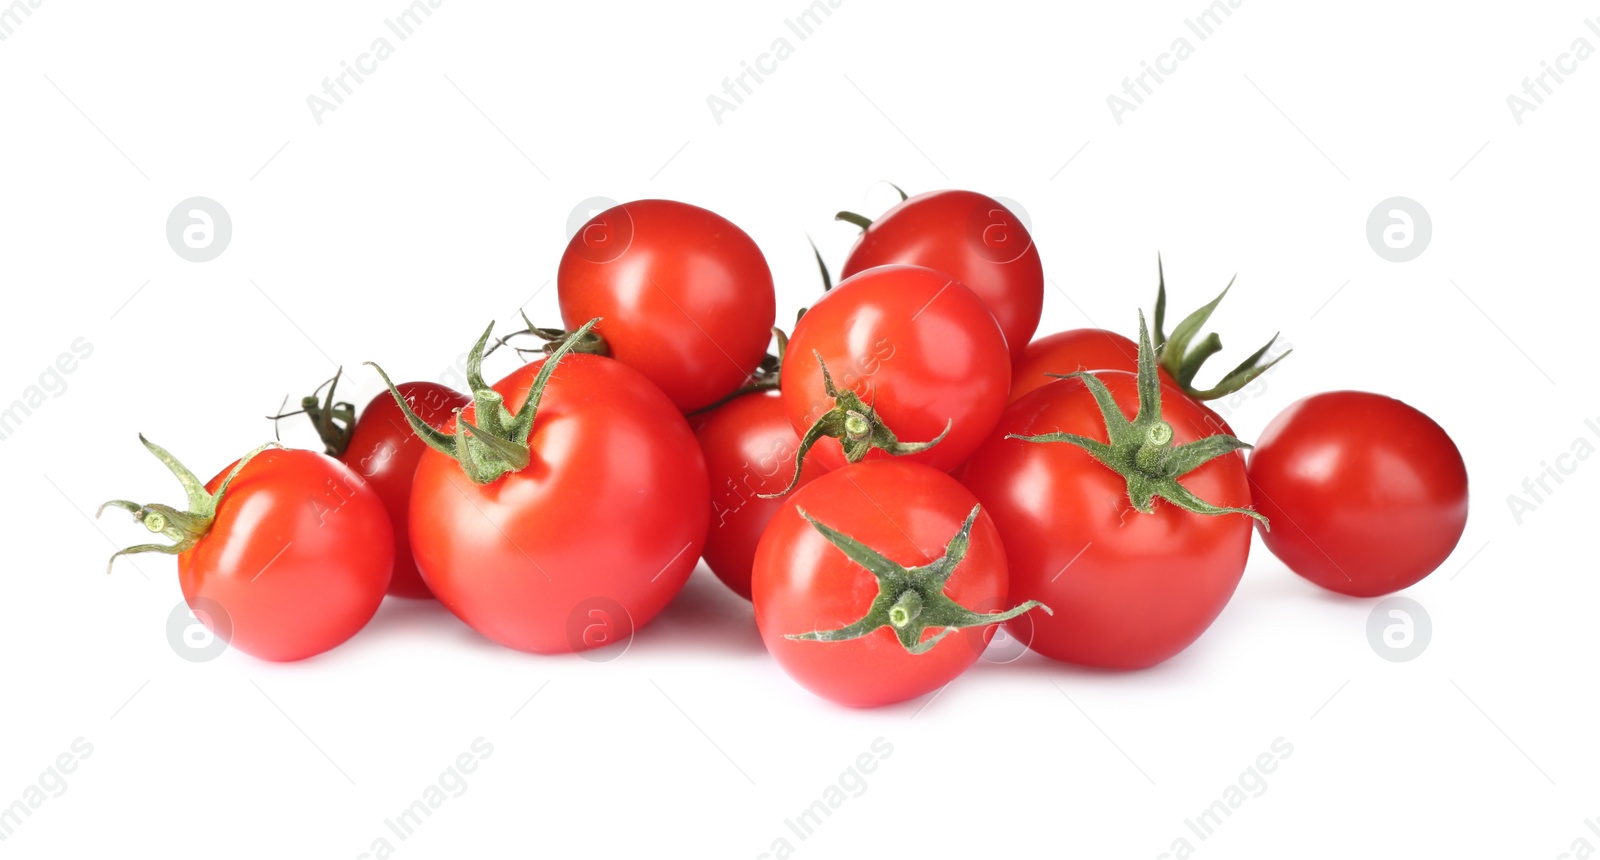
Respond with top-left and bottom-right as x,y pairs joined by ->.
1246,390 -> 1469,598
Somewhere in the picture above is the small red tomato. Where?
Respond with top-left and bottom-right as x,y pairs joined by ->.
960,316 -> 1260,670
392,323 -> 710,654
778,265 -> 1010,477
104,440 -> 393,662
343,383 -> 469,598
1010,329 -> 1140,403
1247,391 -> 1469,597
694,391 -> 828,599
752,460 -> 1042,708
840,190 -> 1042,362
558,199 -> 777,413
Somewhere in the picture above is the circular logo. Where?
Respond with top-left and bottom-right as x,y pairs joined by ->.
166,197 -> 232,263
966,196 -> 1033,264
1366,596 -> 1431,663
567,198 -> 631,264
1365,197 -> 1431,263
566,597 -> 635,662
167,597 -> 232,663
979,622 -> 1032,664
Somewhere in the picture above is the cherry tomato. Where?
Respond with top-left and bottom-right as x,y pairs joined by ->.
105,441 -> 393,662
694,391 -> 828,599
1010,329 -> 1139,403
960,373 -> 1256,669
343,383 -> 469,599
840,190 -> 1042,362
410,353 -> 709,653
1247,391 -> 1468,597
752,460 -> 1015,707
780,264 -> 1010,473
558,199 -> 777,413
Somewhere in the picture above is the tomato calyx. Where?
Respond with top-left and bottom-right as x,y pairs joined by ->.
481,310 -> 611,364
1152,256 -> 1292,401
834,182 -> 909,231
366,318 -> 601,485
786,503 -> 1049,654
1010,313 -> 1269,525
98,436 -> 281,572
761,352 -> 951,499
267,367 -> 357,458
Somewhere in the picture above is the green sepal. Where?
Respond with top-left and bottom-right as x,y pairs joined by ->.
1009,313 -> 1268,526
268,367 -> 357,458
98,436 -> 281,572
1151,256 -> 1292,401
365,318 -> 601,485
758,352 -> 950,499
785,504 -> 1051,654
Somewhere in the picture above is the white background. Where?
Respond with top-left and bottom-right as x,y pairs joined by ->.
1,1 -> 1594,857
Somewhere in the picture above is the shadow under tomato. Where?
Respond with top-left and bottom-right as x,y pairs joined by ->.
626,565 -> 766,659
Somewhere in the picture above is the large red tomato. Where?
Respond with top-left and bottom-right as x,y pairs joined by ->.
343,383 -> 469,598
558,199 -> 776,412
960,354 -> 1259,669
778,264 -> 1010,475
104,440 -> 393,662
840,190 -> 1042,362
752,460 -> 1039,708
694,391 -> 828,599
1247,391 -> 1468,597
408,350 -> 710,654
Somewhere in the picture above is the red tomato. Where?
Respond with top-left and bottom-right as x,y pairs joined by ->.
343,383 -> 469,599
558,199 -> 777,413
105,442 -> 393,662
410,353 -> 709,653
1247,391 -> 1468,597
752,460 -> 1018,707
694,391 -> 828,599
779,265 -> 1010,474
959,373 -> 1256,669
1010,329 -> 1140,403
840,190 -> 1042,362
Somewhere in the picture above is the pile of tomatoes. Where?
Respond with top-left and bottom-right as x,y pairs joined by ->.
102,191 -> 1470,707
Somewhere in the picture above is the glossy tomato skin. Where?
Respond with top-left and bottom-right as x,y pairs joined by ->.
558,199 -> 777,413
780,265 -> 1010,473
179,449 -> 393,662
1010,329 -> 1139,403
752,461 -> 1008,708
344,382 -> 469,599
410,354 -> 710,654
959,373 -> 1254,669
1247,391 -> 1468,597
841,190 -> 1042,363
694,392 -> 828,600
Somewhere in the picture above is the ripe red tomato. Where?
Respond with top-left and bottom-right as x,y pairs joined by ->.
960,372 -> 1257,670
1010,329 -> 1139,403
694,391 -> 828,599
840,190 -> 1042,362
558,199 -> 777,413
343,383 -> 469,599
105,441 -> 393,662
752,460 -> 1033,707
409,353 -> 710,653
779,265 -> 1010,475
1247,391 -> 1468,597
